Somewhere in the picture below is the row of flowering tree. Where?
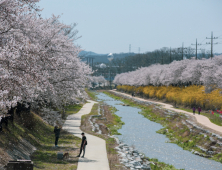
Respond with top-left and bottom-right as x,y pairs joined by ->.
89,76 -> 107,88
0,0 -> 92,114
113,55 -> 222,93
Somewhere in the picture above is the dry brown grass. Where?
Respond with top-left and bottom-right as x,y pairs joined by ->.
182,131 -> 190,137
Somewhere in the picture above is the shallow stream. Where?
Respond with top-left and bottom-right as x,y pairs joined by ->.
96,92 -> 222,170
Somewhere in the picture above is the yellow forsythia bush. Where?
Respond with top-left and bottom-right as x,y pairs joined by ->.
117,85 -> 222,110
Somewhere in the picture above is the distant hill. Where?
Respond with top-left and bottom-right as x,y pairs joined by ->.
79,51 -> 136,64
79,51 -> 106,56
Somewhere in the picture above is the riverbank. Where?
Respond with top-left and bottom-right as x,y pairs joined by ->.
0,104 -> 83,170
83,91 -> 125,170
84,90 -> 181,170
116,85 -> 222,119
105,90 -> 222,164
63,100 -> 110,170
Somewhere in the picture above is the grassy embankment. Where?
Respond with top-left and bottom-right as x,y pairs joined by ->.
83,90 -> 127,170
85,90 -> 124,135
178,107 -> 222,126
104,91 -> 222,164
65,104 -> 83,117
85,88 -> 98,100
87,90 -> 181,170
81,103 -> 123,170
0,104 -> 83,170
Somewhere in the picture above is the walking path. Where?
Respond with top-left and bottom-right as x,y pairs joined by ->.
111,90 -> 222,134
63,100 -> 110,170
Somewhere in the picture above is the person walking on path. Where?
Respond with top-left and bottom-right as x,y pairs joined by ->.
54,125 -> 61,147
193,107 -> 196,115
77,132 -> 87,158
198,107 -> 201,115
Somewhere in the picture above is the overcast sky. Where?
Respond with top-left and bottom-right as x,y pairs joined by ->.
38,0 -> 222,54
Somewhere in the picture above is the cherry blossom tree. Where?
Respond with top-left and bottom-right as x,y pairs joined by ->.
89,76 -> 106,88
0,0 -> 92,113
113,55 -> 222,93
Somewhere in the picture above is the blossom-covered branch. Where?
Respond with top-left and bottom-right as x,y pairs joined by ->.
0,0 -> 92,113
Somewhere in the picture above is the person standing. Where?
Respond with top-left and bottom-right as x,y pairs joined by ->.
198,107 -> 201,115
77,132 -> 87,158
54,125 -> 61,147
193,107 -> 196,115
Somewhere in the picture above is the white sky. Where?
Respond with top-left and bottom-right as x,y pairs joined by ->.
38,0 -> 222,54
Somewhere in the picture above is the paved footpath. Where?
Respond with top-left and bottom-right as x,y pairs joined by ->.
63,100 -> 110,170
111,90 -> 222,134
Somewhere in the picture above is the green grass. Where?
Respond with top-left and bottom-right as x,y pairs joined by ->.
0,104 -> 83,170
65,104 -> 83,116
178,107 -> 222,126
85,89 -> 98,100
106,106 -> 125,135
81,103 -> 99,126
148,157 -> 184,170
30,109 -> 82,169
84,90 -> 125,135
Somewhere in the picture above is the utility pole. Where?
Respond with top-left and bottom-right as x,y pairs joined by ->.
178,43 -> 187,60
195,39 -> 197,59
182,43 -> 184,60
191,39 -> 202,60
91,58 -> 94,68
89,58 -> 91,66
138,47 -> 140,54
169,47 -> 172,63
129,44 -> 131,53
206,31 -> 219,59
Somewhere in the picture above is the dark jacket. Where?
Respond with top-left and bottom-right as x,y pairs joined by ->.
54,127 -> 61,137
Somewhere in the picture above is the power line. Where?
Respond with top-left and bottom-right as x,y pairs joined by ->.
125,31 -> 222,55
177,42 -> 187,60
169,47 -> 172,62
191,38 -> 203,59
206,31 -> 219,59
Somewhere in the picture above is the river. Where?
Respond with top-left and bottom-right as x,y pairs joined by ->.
96,92 -> 222,170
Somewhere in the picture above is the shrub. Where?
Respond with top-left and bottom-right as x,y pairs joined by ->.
117,85 -> 222,110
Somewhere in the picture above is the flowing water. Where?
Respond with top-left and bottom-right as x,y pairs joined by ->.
96,92 -> 222,170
